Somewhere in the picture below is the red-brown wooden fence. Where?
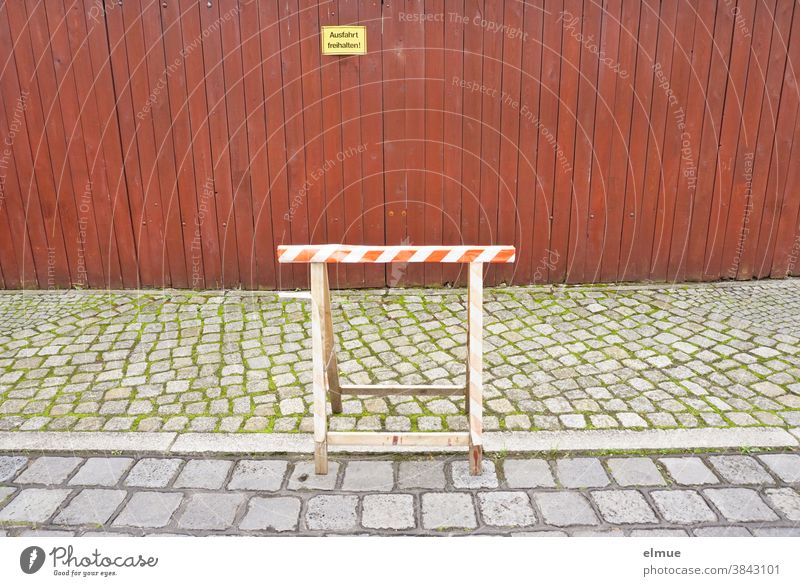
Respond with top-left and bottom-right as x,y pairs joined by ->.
1,0 -> 799,290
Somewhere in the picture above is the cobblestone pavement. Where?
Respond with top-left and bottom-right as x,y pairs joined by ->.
0,451 -> 798,536
0,280 -> 798,434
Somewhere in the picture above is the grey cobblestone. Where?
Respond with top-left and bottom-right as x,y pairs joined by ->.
124,459 -> 183,488
533,492 -> 599,527
556,458 -> 610,488
362,494 -> 415,530
227,460 -> 288,491
591,490 -> 658,524
0,282 -> 798,433
398,460 -> 446,490
659,457 -> 720,485
239,497 -> 301,532
53,489 -> 126,525
422,493 -> 477,530
306,495 -> 358,531
113,492 -> 183,528
341,461 -> 394,492
176,493 -> 244,530
0,488 -> 71,523
478,492 -> 536,527
704,488 -> 779,522
69,458 -> 134,487
502,459 -> 556,488
607,458 -> 666,486
650,490 -> 717,524
173,460 -> 233,490
15,457 -> 81,485
707,456 -> 775,485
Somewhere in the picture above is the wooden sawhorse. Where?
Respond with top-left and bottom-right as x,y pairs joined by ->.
277,245 -> 515,476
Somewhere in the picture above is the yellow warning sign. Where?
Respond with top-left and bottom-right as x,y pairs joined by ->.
321,26 -> 367,55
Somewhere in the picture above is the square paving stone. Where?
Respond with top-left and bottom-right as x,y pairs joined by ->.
173,459 -> 233,489
53,489 -> 127,525
288,461 -> 340,490
124,459 -> 183,488
398,460 -> 446,489
422,493 -> 477,529
757,454 -> 800,483
555,458 -> 610,488
707,456 -> 774,485
693,526 -> 751,537
703,488 -> 779,522
650,490 -> 717,524
451,460 -> 498,489
69,458 -> 134,486
658,457 -> 719,485
591,490 -> 658,524
239,497 -> 301,532
305,495 -> 358,531
113,492 -> 183,528
0,488 -> 71,523
341,461 -> 394,491
362,494 -> 415,530
0,456 -> 27,482
502,459 -> 555,488
478,492 -> 536,527
607,458 -> 666,486
532,492 -> 599,527
15,457 -> 82,484
176,493 -> 244,530
764,488 -> 800,521
630,529 -> 688,537
227,460 -> 288,491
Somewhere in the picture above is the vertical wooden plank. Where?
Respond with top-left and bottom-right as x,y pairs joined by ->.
10,0 -> 83,287
383,0 -> 407,264
549,0 -> 581,284
0,2 -> 51,288
585,0 -> 621,283
650,0 -> 696,282
358,0 -> 385,288
566,0 -> 599,283
160,0 -> 204,289
459,0 -> 484,287
516,0 -> 544,285
278,0 -> 311,289
738,1 -> 794,279
467,262 -> 483,475
599,0 -> 639,282
318,0 -> 350,288
200,0 -> 241,287
719,0 -> 777,280
477,0 -> 503,286
140,0 -> 191,288
635,0 -> 678,282
310,262 -> 329,474
496,0 -> 523,285
766,7 -> 800,278
59,0 -> 125,289
405,0 -> 426,286
683,1 -> 735,282
220,0 -> 256,288
338,0 -> 366,287
239,0 -> 276,289
618,0 -> 659,282
703,0 -> 757,280
298,0 -> 328,253
666,1 -> 714,282
258,0 -> 293,289
177,0 -> 224,288
0,91 -> 26,288
423,0 -> 445,287
104,0 -> 158,286
442,0 -> 465,286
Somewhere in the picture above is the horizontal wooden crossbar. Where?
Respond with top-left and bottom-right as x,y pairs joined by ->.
327,431 -> 470,447
339,384 -> 466,396
277,244 -> 515,264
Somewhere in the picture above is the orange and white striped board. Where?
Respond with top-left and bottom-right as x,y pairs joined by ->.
277,244 -> 515,264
